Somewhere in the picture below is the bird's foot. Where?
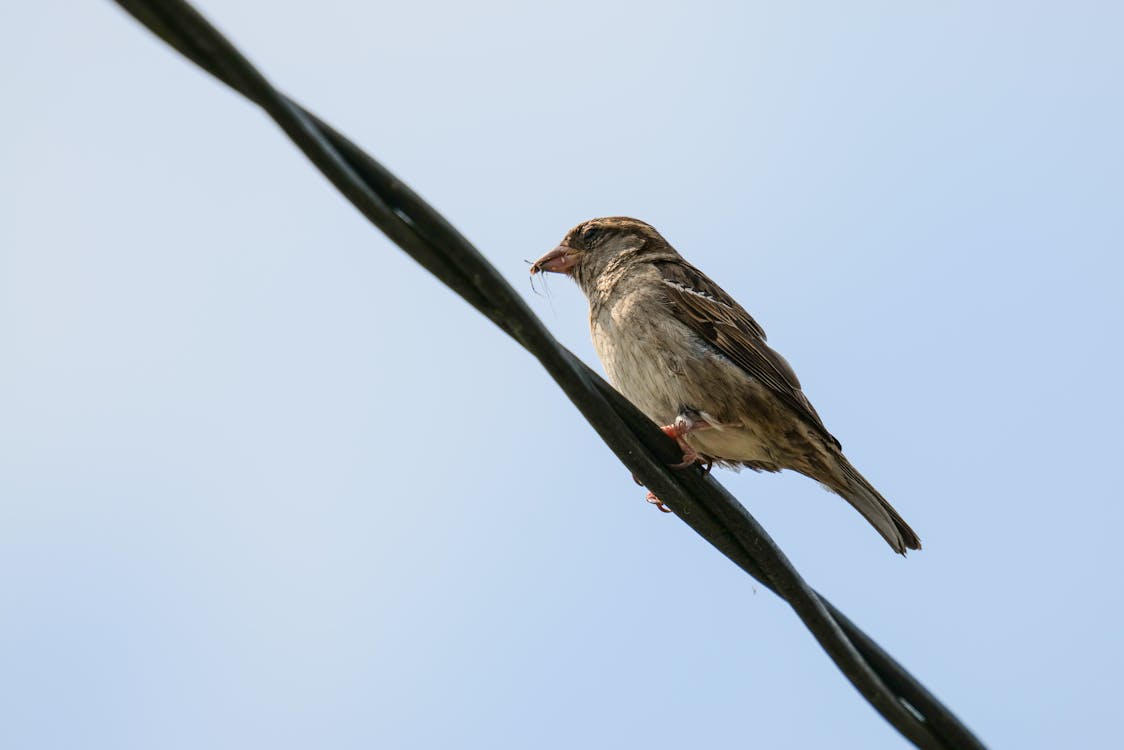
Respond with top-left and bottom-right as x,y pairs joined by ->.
633,410 -> 717,514
645,491 -> 672,513
631,476 -> 673,513
661,410 -> 712,469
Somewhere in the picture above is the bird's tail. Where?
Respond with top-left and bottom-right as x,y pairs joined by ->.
824,456 -> 921,555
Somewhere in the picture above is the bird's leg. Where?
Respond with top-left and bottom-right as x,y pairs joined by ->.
630,410 -> 711,485
636,410 -> 716,514
661,409 -> 713,469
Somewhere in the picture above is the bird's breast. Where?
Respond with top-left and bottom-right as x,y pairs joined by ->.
590,292 -> 707,425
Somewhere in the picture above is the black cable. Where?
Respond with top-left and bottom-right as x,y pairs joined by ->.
109,2 -> 986,747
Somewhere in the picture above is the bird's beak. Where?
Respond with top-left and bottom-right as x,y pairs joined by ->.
529,245 -> 580,275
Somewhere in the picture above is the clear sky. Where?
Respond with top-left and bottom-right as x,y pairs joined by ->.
2,2 -> 1121,748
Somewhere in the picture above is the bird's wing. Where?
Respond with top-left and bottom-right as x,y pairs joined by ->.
655,259 -> 840,448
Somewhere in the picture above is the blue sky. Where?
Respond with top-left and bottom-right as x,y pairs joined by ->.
2,2 -> 1121,748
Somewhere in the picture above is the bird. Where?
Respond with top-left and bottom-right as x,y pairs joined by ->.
529,216 -> 921,554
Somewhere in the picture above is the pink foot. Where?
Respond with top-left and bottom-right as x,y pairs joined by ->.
636,410 -> 719,514
645,491 -> 672,513
660,411 -> 712,468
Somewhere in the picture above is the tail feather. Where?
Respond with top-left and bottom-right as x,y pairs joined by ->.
829,457 -> 921,555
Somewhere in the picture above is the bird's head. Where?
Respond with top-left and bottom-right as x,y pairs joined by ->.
530,217 -> 669,295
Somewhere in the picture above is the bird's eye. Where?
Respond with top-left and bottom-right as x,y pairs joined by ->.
582,226 -> 603,245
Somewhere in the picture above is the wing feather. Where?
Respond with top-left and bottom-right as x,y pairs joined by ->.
655,260 -> 841,449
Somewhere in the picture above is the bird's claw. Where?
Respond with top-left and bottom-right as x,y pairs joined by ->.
645,491 -> 672,513
636,410 -> 714,514
669,448 -> 703,470
661,416 -> 707,469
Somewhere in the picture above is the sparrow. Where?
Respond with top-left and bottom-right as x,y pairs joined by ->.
530,217 -> 921,554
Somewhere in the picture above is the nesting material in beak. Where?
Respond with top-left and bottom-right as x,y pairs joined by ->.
529,245 -> 579,275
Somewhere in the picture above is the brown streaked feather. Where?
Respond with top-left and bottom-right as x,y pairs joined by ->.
654,259 -> 842,450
